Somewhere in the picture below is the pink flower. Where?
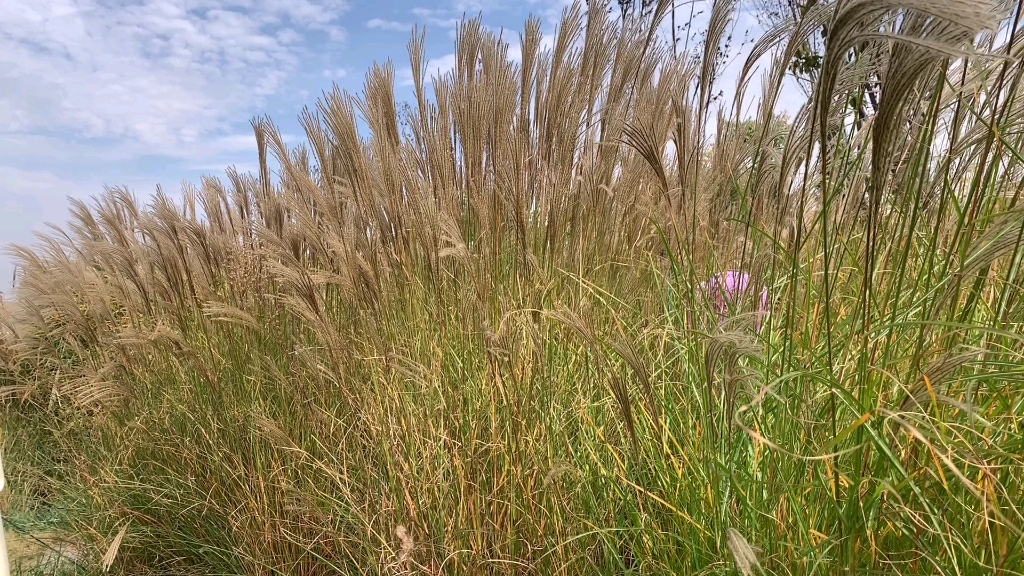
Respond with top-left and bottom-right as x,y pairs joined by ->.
701,271 -> 770,332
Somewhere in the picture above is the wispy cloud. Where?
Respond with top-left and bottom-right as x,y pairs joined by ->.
391,14 -> 557,87
0,0 -> 351,159
366,18 -> 413,31
397,53 -> 459,86
411,7 -> 460,28
0,0 -> 353,286
0,166 -> 96,291
322,68 -> 350,78
0,166 -> 88,207
449,0 -> 503,12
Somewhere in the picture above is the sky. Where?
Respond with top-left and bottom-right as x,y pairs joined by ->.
0,0 -> 806,294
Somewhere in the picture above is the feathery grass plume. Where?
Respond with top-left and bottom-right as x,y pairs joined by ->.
898,347 -> 988,410
726,528 -> 761,576
704,331 -> 761,438
394,524 -> 414,565
100,522 -> 128,573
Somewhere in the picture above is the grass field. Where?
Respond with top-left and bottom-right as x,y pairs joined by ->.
2,0 -> 1024,573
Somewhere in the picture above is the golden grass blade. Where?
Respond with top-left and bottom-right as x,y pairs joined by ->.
101,522 -> 129,573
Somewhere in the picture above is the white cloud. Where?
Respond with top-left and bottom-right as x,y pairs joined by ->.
394,0 -> 565,87
327,26 -> 349,42
322,67 -> 350,79
411,7 -> 461,28
0,0 -> 350,159
366,18 -> 413,32
449,0 -> 492,13
525,0 -> 573,27
277,27 -> 305,44
408,0 -> 568,40
0,166 -> 87,205
660,1 -> 808,119
398,53 -> 458,86
394,9 -> 558,88
0,166 -> 96,292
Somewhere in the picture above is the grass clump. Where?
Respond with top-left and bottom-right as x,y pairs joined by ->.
2,0 -> 1024,573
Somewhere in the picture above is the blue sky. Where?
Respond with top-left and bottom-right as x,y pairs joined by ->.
0,0 -> 804,294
